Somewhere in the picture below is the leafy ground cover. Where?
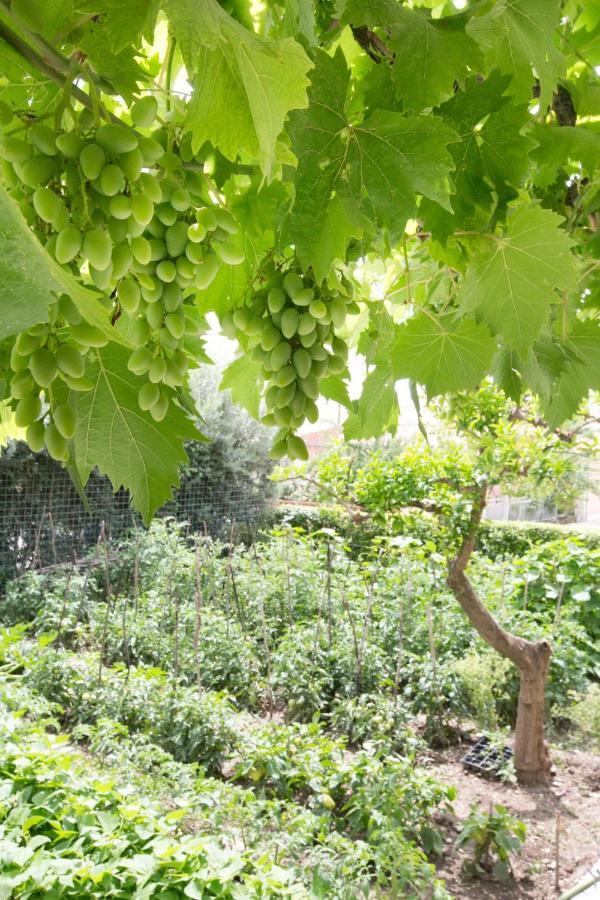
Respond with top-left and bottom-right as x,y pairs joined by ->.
0,519 -> 599,896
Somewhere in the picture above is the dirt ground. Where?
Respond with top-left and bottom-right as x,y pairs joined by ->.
427,743 -> 600,899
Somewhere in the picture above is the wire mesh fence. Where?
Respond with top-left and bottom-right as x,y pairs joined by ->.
0,440 -> 274,586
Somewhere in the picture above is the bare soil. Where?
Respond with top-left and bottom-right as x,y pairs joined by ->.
427,743 -> 600,899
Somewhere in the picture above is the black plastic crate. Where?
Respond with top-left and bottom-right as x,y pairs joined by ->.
462,736 -> 513,778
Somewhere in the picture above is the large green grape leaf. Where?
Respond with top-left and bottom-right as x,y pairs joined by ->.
391,313 -> 496,396
72,344 -> 201,523
285,49 -> 458,278
164,0 -> 311,177
569,319 -> 600,390
458,205 -> 576,355
341,1 -> 482,112
343,366 -> 399,440
467,0 -> 564,109
220,355 -> 264,420
531,124 -> 600,186
77,0 -> 159,51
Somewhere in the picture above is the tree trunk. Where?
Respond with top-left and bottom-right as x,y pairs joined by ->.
446,487 -> 552,784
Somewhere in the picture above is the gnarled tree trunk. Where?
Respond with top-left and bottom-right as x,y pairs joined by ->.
446,487 -> 552,784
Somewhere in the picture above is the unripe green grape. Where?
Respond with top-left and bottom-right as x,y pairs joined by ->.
146,302 -> 163,329
58,295 -> 82,325
138,135 -> 164,165
261,325 -> 281,352
346,300 -> 360,315
111,242 -> 133,279
298,312 -> 316,336
283,272 -> 303,298
269,440 -> 288,460
280,308 -> 299,339
276,383 -> 295,408
164,312 -> 184,339
158,326 -> 178,350
300,374 -> 319,400
147,218 -> 166,240
43,234 -> 58,257
29,348 -> 57,387
1,138 -> 30,163
158,175 -> 178,202
293,348 -> 312,379
127,216 -> 146,238
30,123 -> 58,156
1,160 -> 18,187
175,256 -> 195,280
80,143 -> 106,180
270,341 -> 291,370
130,235 -> 151,265
119,147 -> 144,182
70,322 -> 108,348
160,150 -> 181,171
274,364 -> 296,388
109,194 -> 131,220
128,346 -> 154,374
187,222 -> 206,244
61,374 -> 94,392
244,317 -> 263,337
309,298 -> 327,320
130,193 -> 154,226
265,384 -> 279,408
328,354 -> 346,375
53,403 -> 76,439
165,221 -> 188,257
108,216 -> 129,244
273,406 -> 293,427
149,238 -> 167,261
163,359 -> 184,387
305,399 -> 319,423
81,228 -> 112,271
150,392 -> 169,422
185,241 -> 204,265
330,297 -> 347,328
261,413 -> 277,427
15,393 -> 42,427
56,344 -> 85,378
148,356 -> 167,383
138,381 -> 160,411
131,95 -> 158,128
10,345 -> 29,372
64,163 -> 81,196
55,226 -> 82,265
197,207 -> 217,231
10,370 -> 34,399
170,187 -> 191,211
18,155 -> 56,187
291,391 -> 306,417
267,289 -> 286,314
96,123 -> 138,154
156,203 -> 178,226
316,322 -> 329,341
32,186 -> 61,224
213,207 -> 238,234
310,344 -> 328,361
214,240 -> 244,266
195,254 -> 219,289
331,336 -> 348,359
139,172 -> 162,203
162,283 -> 182,313
99,163 -> 125,196
232,308 -> 250,331
156,259 -> 176,283
292,288 -> 314,307
15,330 -> 42,356
26,420 -> 45,452
117,276 -> 140,314
44,423 -> 69,461
90,263 -> 113,290
141,278 -> 163,303
310,358 -> 328,378
56,131 -> 83,158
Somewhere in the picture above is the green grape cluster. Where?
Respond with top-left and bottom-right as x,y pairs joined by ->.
0,97 -> 244,458
222,266 -> 357,461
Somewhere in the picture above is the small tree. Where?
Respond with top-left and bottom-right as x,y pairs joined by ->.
331,385 -> 596,783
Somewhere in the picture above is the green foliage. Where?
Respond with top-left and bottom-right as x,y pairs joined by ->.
0,0 -> 598,512
456,803 -> 526,883
562,684 -> 600,752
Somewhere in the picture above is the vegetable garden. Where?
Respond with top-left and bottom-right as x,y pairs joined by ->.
0,0 -> 599,896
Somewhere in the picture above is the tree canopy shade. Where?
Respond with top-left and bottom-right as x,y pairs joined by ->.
0,0 -> 599,519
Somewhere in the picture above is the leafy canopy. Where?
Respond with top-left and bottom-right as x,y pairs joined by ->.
0,0 -> 598,519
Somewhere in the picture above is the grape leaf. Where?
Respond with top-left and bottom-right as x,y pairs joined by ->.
72,344 -> 201,523
467,0 -> 564,109
391,313 -> 496,396
531,124 -> 600,186
458,205 -> 576,355
569,319 -> 600,389
319,375 -> 352,410
77,0 -> 159,52
285,49 -> 458,278
341,2 -> 483,112
164,0 -> 312,177
343,366 -> 399,440
220,355 -> 264,420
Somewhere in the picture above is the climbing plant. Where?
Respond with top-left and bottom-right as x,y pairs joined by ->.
0,0 -> 598,519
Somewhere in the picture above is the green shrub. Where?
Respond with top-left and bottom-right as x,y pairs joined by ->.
563,684 -> 600,751
456,804 -> 526,883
